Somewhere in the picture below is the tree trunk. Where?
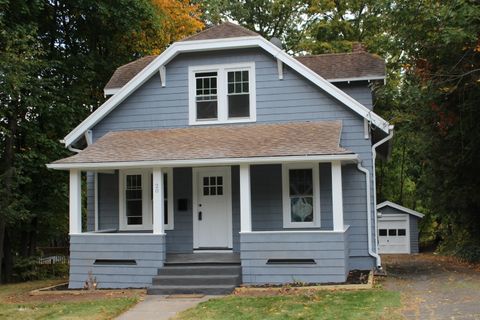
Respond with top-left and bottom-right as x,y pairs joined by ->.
0,219 -> 5,284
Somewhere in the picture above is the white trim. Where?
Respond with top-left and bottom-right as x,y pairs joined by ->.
118,168 -> 174,231
62,36 -> 390,147
152,168 -> 165,234
94,172 -> 98,232
327,76 -> 386,83
77,232 -> 166,236
69,169 -> 82,234
103,88 -> 120,96
159,65 -> 166,87
192,166 -> 233,249
119,169 -> 152,231
377,201 -> 425,218
363,119 -> 370,139
282,163 -> 321,228
277,59 -> 283,80
331,161 -> 344,231
85,130 -> 93,145
240,225 -> 350,234
188,62 -> 256,125
239,164 -> 252,232
48,154 -> 358,170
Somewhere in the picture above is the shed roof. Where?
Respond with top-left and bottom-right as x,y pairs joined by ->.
377,201 -> 425,218
53,121 -> 351,166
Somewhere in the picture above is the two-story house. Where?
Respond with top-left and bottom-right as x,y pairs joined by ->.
48,22 -> 393,294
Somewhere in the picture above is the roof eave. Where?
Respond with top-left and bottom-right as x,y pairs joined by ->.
47,153 -> 359,171
377,201 -> 425,218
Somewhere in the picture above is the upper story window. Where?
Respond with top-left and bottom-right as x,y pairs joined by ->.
189,63 -> 256,125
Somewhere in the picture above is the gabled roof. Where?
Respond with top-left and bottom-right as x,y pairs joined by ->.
296,52 -> 385,82
377,201 -> 425,218
105,51 -> 386,91
50,121 -> 356,169
63,23 -> 391,147
181,22 -> 259,41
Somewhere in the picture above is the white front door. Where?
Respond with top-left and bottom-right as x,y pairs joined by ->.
378,215 -> 410,254
193,167 -> 232,249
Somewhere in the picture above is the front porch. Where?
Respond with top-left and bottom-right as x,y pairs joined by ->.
48,121 -> 372,289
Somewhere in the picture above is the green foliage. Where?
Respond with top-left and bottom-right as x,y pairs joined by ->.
12,256 -> 68,282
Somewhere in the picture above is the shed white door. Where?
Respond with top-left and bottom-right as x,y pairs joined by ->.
193,167 -> 232,249
378,215 -> 410,254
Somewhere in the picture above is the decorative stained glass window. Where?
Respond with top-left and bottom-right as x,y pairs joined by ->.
288,169 -> 314,222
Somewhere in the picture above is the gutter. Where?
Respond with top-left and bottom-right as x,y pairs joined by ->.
356,124 -> 394,269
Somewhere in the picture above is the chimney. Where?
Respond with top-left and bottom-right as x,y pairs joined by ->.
352,42 -> 366,52
270,37 -> 283,49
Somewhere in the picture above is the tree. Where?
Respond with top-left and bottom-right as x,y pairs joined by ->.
0,0 -> 203,282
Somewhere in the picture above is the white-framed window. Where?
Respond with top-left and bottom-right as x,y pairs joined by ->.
188,62 -> 256,125
119,169 -> 174,231
282,163 -> 321,228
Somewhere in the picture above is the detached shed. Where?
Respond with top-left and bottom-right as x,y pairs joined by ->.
377,201 -> 424,254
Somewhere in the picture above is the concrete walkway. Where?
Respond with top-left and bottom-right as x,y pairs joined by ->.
116,295 -> 217,320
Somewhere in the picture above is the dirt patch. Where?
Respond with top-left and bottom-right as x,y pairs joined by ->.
5,288 -> 145,304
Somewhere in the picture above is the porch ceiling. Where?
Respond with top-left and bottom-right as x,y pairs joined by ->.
49,121 -> 354,169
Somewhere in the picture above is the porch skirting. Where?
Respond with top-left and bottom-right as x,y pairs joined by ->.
240,227 -> 350,284
69,233 -> 166,289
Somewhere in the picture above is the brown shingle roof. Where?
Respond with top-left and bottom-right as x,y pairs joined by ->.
295,52 -> 385,81
104,55 -> 157,91
181,22 -> 259,42
54,121 -> 350,164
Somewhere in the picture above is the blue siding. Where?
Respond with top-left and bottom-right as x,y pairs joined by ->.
91,47 -> 376,270
240,229 -> 349,284
409,215 -> 420,254
166,168 -> 193,253
69,234 -> 165,288
98,172 -> 119,230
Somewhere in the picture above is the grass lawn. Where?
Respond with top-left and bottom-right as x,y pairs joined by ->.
0,279 -> 141,320
175,290 -> 402,320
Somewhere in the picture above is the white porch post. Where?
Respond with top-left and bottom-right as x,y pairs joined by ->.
240,164 -> 252,232
331,161 -> 344,231
152,168 -> 165,234
69,169 -> 82,234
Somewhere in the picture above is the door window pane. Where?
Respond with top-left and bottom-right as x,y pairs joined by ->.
289,169 -> 314,222
389,229 -> 397,236
398,229 -> 406,236
202,175 -> 224,196
379,229 -> 387,236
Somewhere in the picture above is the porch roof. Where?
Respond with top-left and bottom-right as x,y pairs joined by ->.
49,121 -> 355,169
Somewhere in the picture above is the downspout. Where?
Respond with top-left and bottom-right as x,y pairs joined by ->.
68,145 -> 82,153
372,125 -> 394,252
357,162 -> 381,268
359,124 -> 394,269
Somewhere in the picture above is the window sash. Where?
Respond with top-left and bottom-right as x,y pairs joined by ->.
282,164 -> 320,228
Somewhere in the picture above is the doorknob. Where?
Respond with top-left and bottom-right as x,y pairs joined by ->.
198,211 -> 202,221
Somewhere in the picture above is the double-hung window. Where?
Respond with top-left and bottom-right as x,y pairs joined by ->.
189,63 -> 256,125
120,169 -> 173,230
282,164 -> 320,228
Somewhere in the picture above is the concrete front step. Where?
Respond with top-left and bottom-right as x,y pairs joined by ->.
152,274 -> 241,286
147,284 -> 237,295
158,265 -> 242,276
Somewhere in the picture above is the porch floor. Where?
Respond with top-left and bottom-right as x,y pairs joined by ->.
166,253 -> 240,265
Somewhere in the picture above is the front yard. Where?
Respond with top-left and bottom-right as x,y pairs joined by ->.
175,290 -> 402,320
0,279 -> 141,320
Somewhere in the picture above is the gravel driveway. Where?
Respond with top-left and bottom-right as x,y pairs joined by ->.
382,254 -> 480,319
